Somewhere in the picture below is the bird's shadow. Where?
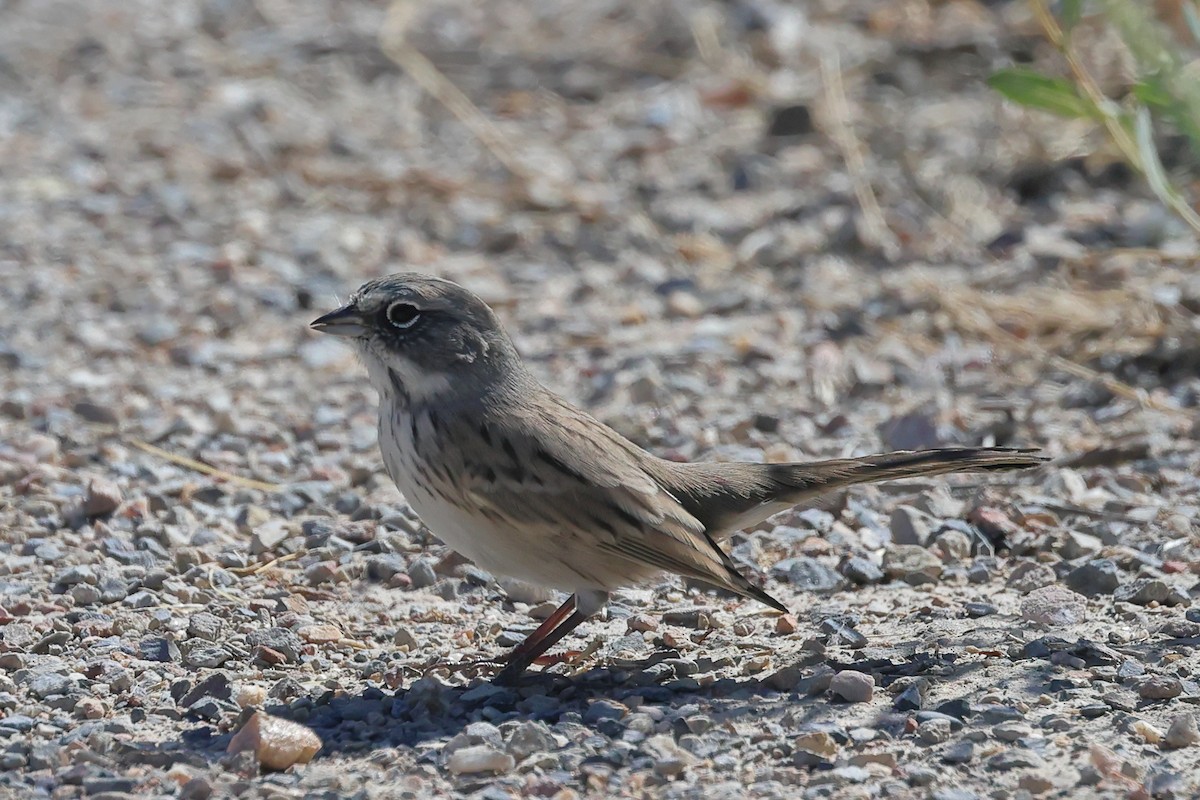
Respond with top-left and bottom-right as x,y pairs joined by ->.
119,645 -> 1002,769
120,631 -> 1200,771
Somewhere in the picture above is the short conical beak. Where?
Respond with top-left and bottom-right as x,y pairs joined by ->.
310,305 -> 367,337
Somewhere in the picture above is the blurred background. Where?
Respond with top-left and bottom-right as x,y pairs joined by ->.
2,0 -> 1198,463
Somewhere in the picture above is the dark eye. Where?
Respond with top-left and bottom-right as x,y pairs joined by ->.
385,302 -> 421,329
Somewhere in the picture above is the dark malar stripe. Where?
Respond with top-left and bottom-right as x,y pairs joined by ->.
386,368 -> 411,405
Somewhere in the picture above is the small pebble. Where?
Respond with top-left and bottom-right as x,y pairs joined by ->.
829,670 -> 874,703
226,711 -> 321,770
1020,585 -> 1087,627
83,477 -> 123,516
237,685 -> 268,708
1164,714 -> 1199,748
447,745 -> 514,775
941,740 -> 974,764
917,718 -> 952,744
882,545 -> 943,581
626,614 -> 658,633
1131,719 -> 1163,744
1139,676 -> 1183,700
1006,561 -> 1056,593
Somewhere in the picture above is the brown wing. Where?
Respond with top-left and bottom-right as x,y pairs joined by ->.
460,391 -> 786,610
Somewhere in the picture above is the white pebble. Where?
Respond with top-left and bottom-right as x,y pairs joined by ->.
446,745 -> 514,775
829,670 -> 874,703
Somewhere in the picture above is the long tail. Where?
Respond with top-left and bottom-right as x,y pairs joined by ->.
663,447 -> 1047,537
771,447 -> 1046,497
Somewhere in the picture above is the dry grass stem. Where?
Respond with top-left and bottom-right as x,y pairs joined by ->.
126,437 -> 283,493
818,52 -> 902,260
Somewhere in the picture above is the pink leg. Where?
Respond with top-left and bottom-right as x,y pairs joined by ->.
495,593 -> 589,684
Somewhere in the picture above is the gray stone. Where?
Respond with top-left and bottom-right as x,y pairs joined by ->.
1065,559 -> 1122,596
250,520 -> 290,554
992,721 -> 1033,742
964,602 -> 997,618
184,645 -> 232,668
913,487 -> 965,520
987,749 -> 1045,770
139,636 -> 180,662
933,529 -> 972,562
1007,561 -> 1056,593
839,556 -> 883,585
99,576 -> 133,603
932,790 -> 980,800
0,715 -> 35,732
393,626 -> 418,649
73,401 -> 120,425
889,505 -> 936,546
28,673 -> 72,699
918,717 -> 952,744
1113,579 -> 1171,606
246,627 -> 302,662
894,684 -> 925,712
408,558 -> 437,589
83,477 -> 123,517
883,545 -> 943,580
583,700 -> 628,723
1139,676 -> 1183,700
1060,530 -> 1103,559
178,673 -> 232,708
771,557 -> 844,593
1165,714 -> 1199,748
1020,585 -> 1087,627
187,612 -> 222,641
819,618 -> 866,648
506,720 -> 557,761
54,565 -> 97,586
366,554 -> 408,582
70,585 -> 101,605
978,705 -> 1024,724
123,590 -> 158,608
942,740 -> 974,764
662,607 -> 717,629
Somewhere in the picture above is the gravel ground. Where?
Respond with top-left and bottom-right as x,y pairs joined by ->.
2,1 -> 1200,798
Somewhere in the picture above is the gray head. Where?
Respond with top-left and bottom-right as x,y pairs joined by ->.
310,273 -> 525,404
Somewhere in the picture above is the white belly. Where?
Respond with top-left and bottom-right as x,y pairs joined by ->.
379,407 -> 598,591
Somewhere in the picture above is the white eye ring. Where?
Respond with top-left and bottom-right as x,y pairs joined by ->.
386,301 -> 421,329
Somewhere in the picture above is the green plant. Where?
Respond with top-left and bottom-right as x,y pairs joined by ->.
988,0 -> 1200,236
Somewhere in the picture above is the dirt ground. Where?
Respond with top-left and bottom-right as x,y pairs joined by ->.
1,0 -> 1199,798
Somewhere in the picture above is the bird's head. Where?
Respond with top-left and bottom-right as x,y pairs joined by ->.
310,273 -> 524,404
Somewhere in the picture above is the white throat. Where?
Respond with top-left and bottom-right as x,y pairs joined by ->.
356,341 -> 452,405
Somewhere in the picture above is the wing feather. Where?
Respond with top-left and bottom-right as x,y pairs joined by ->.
457,392 -> 771,601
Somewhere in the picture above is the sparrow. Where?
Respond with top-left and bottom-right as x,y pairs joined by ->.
311,273 -> 1045,683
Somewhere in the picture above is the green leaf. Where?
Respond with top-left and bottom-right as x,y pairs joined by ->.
1133,76 -> 1200,160
1132,78 -> 1173,109
987,69 -> 1096,119
1059,0 -> 1085,32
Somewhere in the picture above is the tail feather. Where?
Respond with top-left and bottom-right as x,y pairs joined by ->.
770,447 -> 1047,501
661,447 -> 1047,538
